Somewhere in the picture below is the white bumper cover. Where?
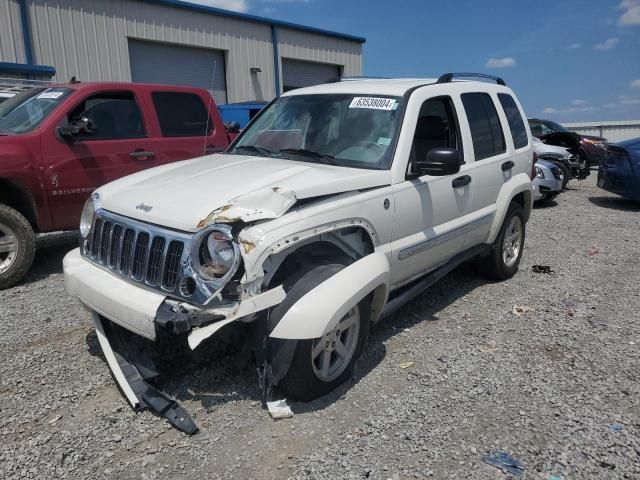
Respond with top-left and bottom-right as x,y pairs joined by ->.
63,248 -> 164,340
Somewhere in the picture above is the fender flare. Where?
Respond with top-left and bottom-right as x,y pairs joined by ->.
487,174 -> 533,244
269,251 -> 390,340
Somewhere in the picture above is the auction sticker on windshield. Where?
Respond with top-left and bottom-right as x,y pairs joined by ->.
349,97 -> 398,110
37,90 -> 66,100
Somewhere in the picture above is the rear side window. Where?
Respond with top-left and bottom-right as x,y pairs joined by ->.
152,92 -> 212,137
498,93 -> 528,149
461,92 -> 505,160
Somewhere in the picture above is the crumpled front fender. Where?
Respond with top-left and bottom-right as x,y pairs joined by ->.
269,252 -> 390,340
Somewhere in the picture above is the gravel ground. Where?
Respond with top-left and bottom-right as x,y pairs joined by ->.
1,173 -> 639,480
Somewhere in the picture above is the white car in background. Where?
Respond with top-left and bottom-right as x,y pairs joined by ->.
532,137 -> 581,188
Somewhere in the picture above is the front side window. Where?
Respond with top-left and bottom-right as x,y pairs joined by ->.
498,93 -> 528,149
0,87 -> 71,134
152,92 -> 212,137
66,92 -> 145,140
230,94 -> 405,170
461,92 -> 506,161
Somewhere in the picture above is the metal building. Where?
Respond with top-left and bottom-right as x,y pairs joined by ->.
0,0 -> 365,103
564,120 -> 640,143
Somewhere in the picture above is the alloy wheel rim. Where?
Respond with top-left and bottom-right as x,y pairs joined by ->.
311,306 -> 360,382
0,222 -> 19,274
502,216 -> 522,268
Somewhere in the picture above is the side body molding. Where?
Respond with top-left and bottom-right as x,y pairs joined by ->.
270,252 -> 391,340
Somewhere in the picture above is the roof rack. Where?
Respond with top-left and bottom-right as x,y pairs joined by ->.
437,72 -> 506,86
340,76 -> 390,82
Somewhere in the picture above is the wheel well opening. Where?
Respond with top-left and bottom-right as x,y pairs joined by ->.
0,179 -> 38,229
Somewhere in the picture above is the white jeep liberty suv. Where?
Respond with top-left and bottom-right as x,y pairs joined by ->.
64,73 -> 534,433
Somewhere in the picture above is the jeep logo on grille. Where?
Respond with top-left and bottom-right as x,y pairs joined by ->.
136,203 -> 153,213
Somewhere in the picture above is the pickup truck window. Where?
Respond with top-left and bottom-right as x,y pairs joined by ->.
0,87 -> 71,134
498,93 -> 528,149
152,92 -> 213,137
461,92 -> 506,161
230,94 -> 404,170
66,92 -> 145,141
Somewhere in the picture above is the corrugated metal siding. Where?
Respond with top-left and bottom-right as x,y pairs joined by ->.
277,27 -> 362,82
25,0 -> 277,102
128,39 -> 227,103
564,121 -> 640,143
0,0 -> 26,63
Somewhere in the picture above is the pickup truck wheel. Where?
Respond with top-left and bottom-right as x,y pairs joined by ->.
477,202 -> 525,281
273,263 -> 370,401
0,204 -> 36,290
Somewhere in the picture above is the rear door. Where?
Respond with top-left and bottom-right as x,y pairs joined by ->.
149,90 -> 228,162
44,89 -> 160,229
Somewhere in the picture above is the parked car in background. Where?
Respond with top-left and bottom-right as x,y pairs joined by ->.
529,118 -> 607,166
0,81 -> 232,289
598,137 -> 640,201
64,73 -> 535,432
532,136 -> 581,188
533,159 -> 564,202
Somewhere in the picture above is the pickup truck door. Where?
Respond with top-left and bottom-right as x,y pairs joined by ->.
390,94 -> 475,287
145,90 -> 229,162
43,89 -> 162,230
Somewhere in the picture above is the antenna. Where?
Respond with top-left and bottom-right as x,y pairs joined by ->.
203,60 -> 218,156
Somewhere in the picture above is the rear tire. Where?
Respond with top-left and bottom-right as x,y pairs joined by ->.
476,202 -> 525,280
0,204 -> 36,290
271,262 -> 370,401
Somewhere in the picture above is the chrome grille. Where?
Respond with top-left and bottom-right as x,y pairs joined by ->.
83,210 -> 191,300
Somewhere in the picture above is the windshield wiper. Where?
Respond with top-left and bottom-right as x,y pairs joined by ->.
231,145 -> 274,157
279,148 -> 338,165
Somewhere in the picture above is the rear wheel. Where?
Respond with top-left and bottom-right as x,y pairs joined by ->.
272,262 -> 370,401
476,202 -> 525,280
0,204 -> 36,290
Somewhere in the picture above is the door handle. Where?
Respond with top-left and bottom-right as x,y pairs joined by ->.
129,149 -> 155,160
501,160 -> 515,171
452,175 -> 471,188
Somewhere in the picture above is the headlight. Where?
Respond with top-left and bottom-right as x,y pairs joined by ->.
535,166 -> 544,178
191,226 -> 240,281
80,196 -> 96,238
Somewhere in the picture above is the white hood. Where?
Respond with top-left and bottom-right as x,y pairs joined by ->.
533,137 -> 570,156
97,154 -> 391,232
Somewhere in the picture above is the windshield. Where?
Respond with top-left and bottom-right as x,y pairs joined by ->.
229,94 -> 405,169
545,120 -> 569,133
0,87 -> 71,134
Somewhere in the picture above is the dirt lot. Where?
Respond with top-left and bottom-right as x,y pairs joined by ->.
1,174 -> 639,480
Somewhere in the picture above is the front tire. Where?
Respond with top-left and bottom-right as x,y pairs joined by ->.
0,204 -> 36,290
477,202 -> 525,280
271,263 -> 370,401
551,160 -> 570,189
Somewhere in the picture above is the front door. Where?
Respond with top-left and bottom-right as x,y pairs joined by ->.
43,90 -> 161,230
390,94 -> 474,286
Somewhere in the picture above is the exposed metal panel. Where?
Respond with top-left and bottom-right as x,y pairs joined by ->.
277,27 -> 363,79
282,59 -> 340,90
565,120 -> 640,143
0,0 -> 26,64
128,39 -> 227,104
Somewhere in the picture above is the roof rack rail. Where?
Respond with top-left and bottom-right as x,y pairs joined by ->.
437,72 -> 506,86
340,76 -> 389,82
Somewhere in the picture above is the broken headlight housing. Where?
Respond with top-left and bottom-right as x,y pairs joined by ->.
187,225 -> 241,302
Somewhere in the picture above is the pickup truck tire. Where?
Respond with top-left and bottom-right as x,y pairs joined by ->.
0,204 -> 36,290
477,202 -> 525,281
273,262 -> 370,401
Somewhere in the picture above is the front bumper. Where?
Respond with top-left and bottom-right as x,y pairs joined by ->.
64,248 -> 163,340
533,176 -> 563,201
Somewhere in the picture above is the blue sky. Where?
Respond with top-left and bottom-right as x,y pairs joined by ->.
196,0 -> 640,123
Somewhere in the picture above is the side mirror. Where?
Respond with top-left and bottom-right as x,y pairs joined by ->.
224,121 -> 241,134
415,148 -> 462,176
57,116 -> 94,139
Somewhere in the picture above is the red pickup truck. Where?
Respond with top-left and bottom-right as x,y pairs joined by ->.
0,81 -> 232,289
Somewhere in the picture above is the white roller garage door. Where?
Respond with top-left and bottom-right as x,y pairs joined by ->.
282,59 -> 340,92
128,39 -> 227,104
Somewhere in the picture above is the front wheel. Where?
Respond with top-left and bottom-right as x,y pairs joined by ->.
0,204 -> 36,290
551,161 -> 570,189
476,202 -> 525,280
271,263 -> 370,401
